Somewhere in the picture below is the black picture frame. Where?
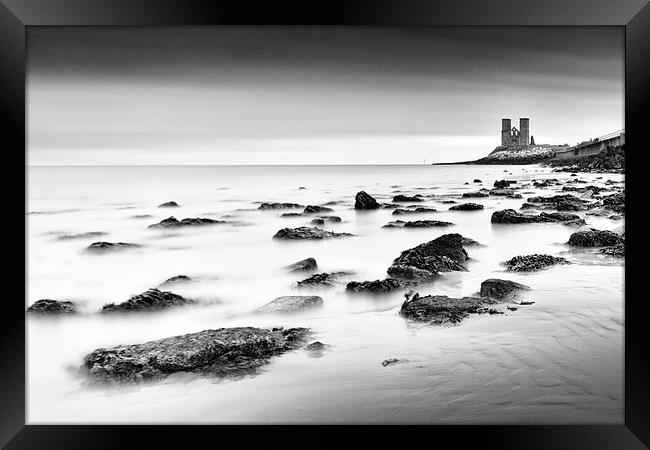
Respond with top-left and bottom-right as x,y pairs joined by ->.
2,0 -> 648,448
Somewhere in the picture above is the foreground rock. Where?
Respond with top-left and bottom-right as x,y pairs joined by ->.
480,279 -> 530,300
400,293 -> 489,325
383,220 -> 453,228
449,203 -> 483,211
158,201 -> 180,208
86,241 -> 140,252
27,299 -> 76,314
101,288 -> 193,313
346,278 -> 402,294
273,227 -> 353,240
354,191 -> 380,210
505,254 -> 570,272
256,296 -> 323,313
258,202 -> 304,210
387,233 -> 468,281
567,229 -> 624,247
83,327 -> 311,383
148,216 -> 225,229
491,209 -> 582,224
285,257 -> 317,272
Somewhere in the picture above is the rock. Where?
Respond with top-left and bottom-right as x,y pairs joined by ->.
285,257 -> 317,272
256,296 -> 323,313
296,272 -> 349,288
473,179 -> 482,183
27,299 -> 76,314
101,288 -> 193,313
480,279 -> 530,300
303,205 -> 334,214
83,327 -> 311,383
387,233 -> 468,281
383,220 -> 453,228
568,230 -> 624,247
86,241 -> 140,252
489,189 -> 518,197
148,217 -> 225,229
539,212 -> 584,224
310,216 -> 342,225
504,254 -> 570,272
159,275 -> 192,287
507,306 -> 518,311
56,231 -> 108,240
460,236 -> 482,246
304,341 -> 329,352
393,194 -> 424,203
462,192 -> 488,198
494,180 -> 516,189
381,358 -> 406,367
602,193 -> 625,213
600,243 -> 624,258
158,201 -> 180,208
346,278 -> 402,294
258,202 -> 304,210
491,209 -> 581,224
392,207 -> 437,215
273,227 -> 353,240
281,212 -> 303,217
354,191 -> 380,210
449,203 -> 484,211
399,293 -> 487,325
519,301 -> 535,305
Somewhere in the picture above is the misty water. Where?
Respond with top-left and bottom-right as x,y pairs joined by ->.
27,164 -> 624,424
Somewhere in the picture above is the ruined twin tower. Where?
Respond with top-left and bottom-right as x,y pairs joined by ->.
501,118 -> 534,147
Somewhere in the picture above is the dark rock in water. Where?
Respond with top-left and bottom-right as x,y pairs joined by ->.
519,301 -> 535,306
258,202 -> 304,210
56,231 -> 108,240
296,272 -> 349,287
400,293 -> 487,325
256,296 -> 323,313
567,229 -> 624,247
148,216 -> 225,229
159,275 -> 192,288
346,278 -> 402,294
392,207 -> 437,215
131,214 -> 153,219
27,299 -> 76,314
600,243 -> 625,258
491,209 -> 581,224
158,201 -> 180,208
82,326 -> 311,383
480,279 -> 530,300
462,191 -> 488,198
602,193 -> 625,213
392,194 -> 424,203
494,180 -> 516,189
310,216 -> 342,225
87,241 -> 140,252
304,341 -> 329,352
505,254 -> 570,272
273,227 -> 353,240
101,288 -> 193,313
381,358 -> 406,367
303,205 -> 334,214
383,220 -> 453,229
449,203 -> 483,211
387,233 -> 468,281
489,189 -> 518,197
281,212 -> 303,217
285,257 -> 317,272
441,200 -> 457,204
355,191 -> 380,210
460,236 -> 482,246
473,179 -> 482,183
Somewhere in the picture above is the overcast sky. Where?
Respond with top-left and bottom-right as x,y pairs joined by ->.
27,27 -> 624,165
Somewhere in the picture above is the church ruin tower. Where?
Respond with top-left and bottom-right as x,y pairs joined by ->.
519,118 -> 530,146
501,119 -> 512,146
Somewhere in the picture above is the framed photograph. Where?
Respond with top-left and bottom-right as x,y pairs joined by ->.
2,0 -> 648,448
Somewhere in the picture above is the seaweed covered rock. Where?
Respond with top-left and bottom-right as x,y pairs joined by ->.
310,216 -> 342,225
449,203 -> 484,211
491,209 -> 582,224
148,216 -> 225,229
101,288 -> 193,313
284,257 -> 318,272
256,296 -> 323,313
600,243 -> 625,258
354,191 -> 380,210
27,299 -> 76,314
82,327 -> 311,383
303,205 -> 334,214
567,229 -> 624,247
295,272 -> 350,288
393,194 -> 424,203
346,278 -> 403,294
399,293 -> 487,325
383,220 -> 453,228
387,233 -> 468,281
505,254 -> 570,272
273,227 -> 353,240
480,279 -> 530,300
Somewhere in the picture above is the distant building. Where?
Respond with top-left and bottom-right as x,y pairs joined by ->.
501,118 -> 531,147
